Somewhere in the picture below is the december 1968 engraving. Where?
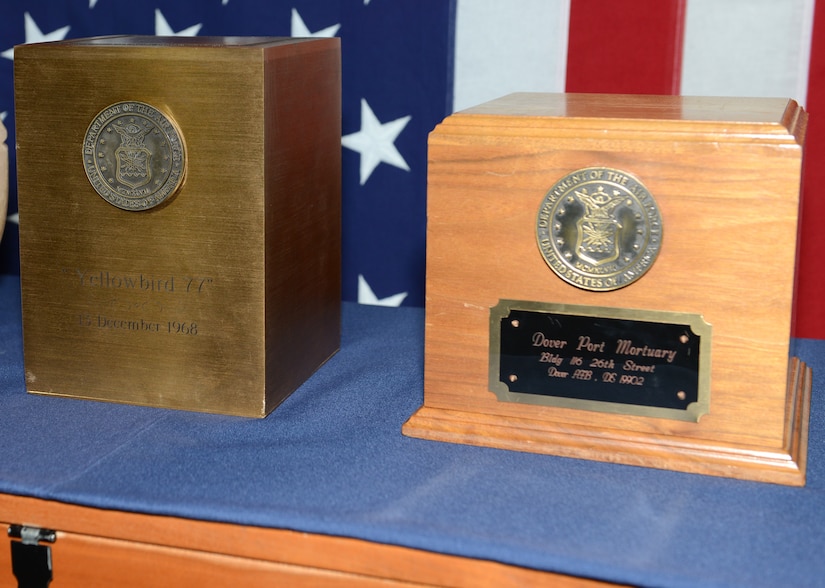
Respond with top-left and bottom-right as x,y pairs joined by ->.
83,101 -> 186,211
536,167 -> 662,291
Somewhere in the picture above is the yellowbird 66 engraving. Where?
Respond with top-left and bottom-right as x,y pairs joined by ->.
536,167 -> 662,291
83,101 -> 186,211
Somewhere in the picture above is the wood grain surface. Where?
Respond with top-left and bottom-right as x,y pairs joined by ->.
405,93 -> 810,485
0,494 -> 621,587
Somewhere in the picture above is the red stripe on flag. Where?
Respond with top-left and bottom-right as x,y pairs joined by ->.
797,1 -> 825,339
565,0 -> 686,95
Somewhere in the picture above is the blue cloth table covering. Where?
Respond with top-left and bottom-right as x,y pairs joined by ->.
0,273 -> 823,588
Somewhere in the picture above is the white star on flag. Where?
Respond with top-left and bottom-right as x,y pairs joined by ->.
155,9 -> 202,37
7,214 -> 19,226
1,13 -> 70,60
358,275 -> 407,307
89,0 -> 98,8
291,9 -> 340,38
342,98 -> 411,185
0,112 -> 6,121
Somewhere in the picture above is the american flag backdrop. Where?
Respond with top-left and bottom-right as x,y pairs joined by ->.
1,0 -> 824,338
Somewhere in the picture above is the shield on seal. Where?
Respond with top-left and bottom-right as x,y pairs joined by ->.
112,121 -> 153,189
574,187 -> 624,266
114,145 -> 152,189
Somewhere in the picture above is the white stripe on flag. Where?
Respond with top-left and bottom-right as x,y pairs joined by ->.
681,0 -> 815,105
452,0 -> 570,112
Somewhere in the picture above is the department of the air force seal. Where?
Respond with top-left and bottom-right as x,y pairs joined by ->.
83,101 -> 186,211
536,167 -> 662,291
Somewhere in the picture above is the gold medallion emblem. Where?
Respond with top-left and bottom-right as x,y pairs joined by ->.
536,167 -> 662,291
83,101 -> 186,211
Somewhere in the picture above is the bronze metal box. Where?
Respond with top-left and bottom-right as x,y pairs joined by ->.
14,36 -> 341,417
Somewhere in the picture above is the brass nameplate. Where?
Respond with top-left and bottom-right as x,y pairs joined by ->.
489,300 -> 711,421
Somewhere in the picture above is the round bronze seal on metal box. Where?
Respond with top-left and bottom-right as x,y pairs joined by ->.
83,101 -> 186,211
536,167 -> 662,291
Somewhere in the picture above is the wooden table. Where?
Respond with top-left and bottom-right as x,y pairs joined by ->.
1,494 -> 615,587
